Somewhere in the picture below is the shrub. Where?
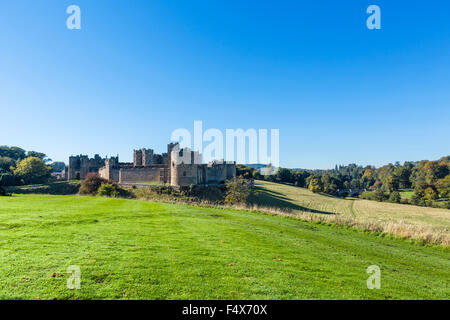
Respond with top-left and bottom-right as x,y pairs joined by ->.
389,191 -> 401,203
400,198 -> 409,205
225,177 -> 253,205
423,187 -> 438,200
443,201 -> 450,209
360,190 -> 388,202
79,173 -> 110,195
360,191 -> 373,200
410,193 -> 426,206
131,185 -> 178,201
97,183 -> 120,198
425,200 -> 434,207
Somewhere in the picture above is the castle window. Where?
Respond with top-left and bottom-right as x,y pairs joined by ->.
183,171 -> 186,176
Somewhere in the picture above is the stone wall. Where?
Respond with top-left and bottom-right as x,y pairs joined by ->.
99,166 -> 120,182
205,164 -> 227,184
225,162 -> 237,180
119,166 -> 166,183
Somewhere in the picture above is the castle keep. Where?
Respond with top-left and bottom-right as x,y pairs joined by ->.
68,143 -> 236,187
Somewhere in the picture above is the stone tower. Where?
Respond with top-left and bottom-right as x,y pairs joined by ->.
133,148 -> 155,166
170,145 -> 202,186
142,148 -> 154,166
133,149 -> 143,167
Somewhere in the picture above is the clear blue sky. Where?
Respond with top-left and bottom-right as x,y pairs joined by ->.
1,1 -> 449,169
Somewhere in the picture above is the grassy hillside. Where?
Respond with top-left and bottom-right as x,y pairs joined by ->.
0,194 -> 449,299
253,181 -> 354,215
254,181 -> 450,242
4,181 -> 80,195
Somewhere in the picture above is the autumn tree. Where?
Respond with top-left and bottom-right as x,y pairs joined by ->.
436,175 -> 450,198
308,176 -> 322,193
225,176 -> 253,205
13,157 -> 51,184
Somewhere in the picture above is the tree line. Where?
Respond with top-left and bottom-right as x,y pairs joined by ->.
0,146 -> 64,186
237,156 -> 450,209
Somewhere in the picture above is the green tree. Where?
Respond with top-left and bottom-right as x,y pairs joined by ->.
13,157 -> 51,184
392,166 -> 412,189
389,191 -> 401,203
225,177 -> 253,205
350,178 -> 361,189
374,188 -> 387,202
0,173 -> 16,186
383,175 -> 398,192
292,171 -> 309,187
423,187 -> 438,200
413,182 -> 427,198
276,168 -> 292,183
252,170 -> 263,180
27,151 -> 51,163
410,193 -> 425,206
326,183 -> 338,195
236,165 -> 255,179
0,146 -> 26,160
436,175 -> 450,198
0,156 -> 15,173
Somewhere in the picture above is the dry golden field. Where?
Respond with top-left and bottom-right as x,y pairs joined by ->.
254,181 -> 450,246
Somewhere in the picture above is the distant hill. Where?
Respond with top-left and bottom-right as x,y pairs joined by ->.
245,164 -> 268,170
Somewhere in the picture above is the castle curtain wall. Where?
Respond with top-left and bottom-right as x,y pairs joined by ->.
119,166 -> 166,183
99,166 -> 120,182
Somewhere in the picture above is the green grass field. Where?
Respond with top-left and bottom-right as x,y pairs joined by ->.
399,189 -> 414,200
0,194 -> 449,300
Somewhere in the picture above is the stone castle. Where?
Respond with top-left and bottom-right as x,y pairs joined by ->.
67,143 -> 236,187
